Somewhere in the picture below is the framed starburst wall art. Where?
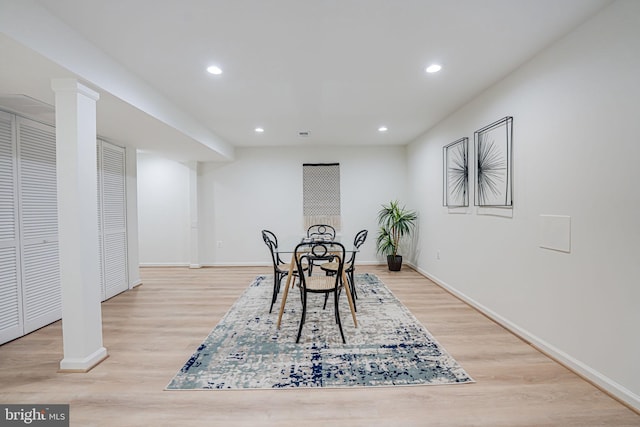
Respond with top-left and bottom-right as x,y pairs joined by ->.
443,137 -> 469,207
474,116 -> 513,207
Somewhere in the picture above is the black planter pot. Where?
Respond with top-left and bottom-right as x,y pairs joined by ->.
387,255 -> 403,271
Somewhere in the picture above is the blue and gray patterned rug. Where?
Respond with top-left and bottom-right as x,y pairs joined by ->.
166,273 -> 473,389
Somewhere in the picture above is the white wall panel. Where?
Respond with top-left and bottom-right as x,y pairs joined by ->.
137,153 -> 190,265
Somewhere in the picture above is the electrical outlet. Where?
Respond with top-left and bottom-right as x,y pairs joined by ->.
436,250 -> 441,260
217,241 -> 223,248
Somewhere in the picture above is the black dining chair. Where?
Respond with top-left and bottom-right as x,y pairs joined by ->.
261,230 -> 299,313
294,240 -> 346,344
321,229 -> 368,311
305,224 -> 337,274
306,224 -> 336,240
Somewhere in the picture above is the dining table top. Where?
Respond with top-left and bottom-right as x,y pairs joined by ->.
275,236 -> 357,254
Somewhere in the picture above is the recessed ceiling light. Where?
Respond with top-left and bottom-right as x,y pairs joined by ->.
378,126 -> 388,132
207,65 -> 222,75
426,64 -> 442,73
254,127 -> 264,133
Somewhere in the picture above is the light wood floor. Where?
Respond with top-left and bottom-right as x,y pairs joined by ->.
1,266 -> 638,427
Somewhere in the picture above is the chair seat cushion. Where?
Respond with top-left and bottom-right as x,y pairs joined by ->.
320,261 -> 352,272
278,262 -> 308,275
305,275 -> 337,291
276,262 -> 292,273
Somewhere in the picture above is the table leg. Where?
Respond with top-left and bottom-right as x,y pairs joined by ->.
341,269 -> 358,328
276,254 -> 296,329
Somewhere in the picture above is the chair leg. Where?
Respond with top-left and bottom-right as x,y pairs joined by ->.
340,273 -> 356,313
350,270 -> 357,299
269,272 -> 281,313
323,293 -> 329,310
348,272 -> 357,312
298,279 -> 304,307
296,291 -> 307,343
334,290 -> 345,344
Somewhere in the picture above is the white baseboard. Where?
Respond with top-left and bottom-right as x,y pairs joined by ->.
200,261 -> 388,268
413,265 -> 640,413
140,260 -> 387,268
139,262 -> 190,267
201,261 -> 272,267
140,262 -> 273,268
356,260 -> 387,266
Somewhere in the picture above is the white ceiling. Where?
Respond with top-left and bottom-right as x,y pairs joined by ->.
0,0 -> 610,161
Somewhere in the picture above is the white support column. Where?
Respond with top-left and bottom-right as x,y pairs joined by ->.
125,147 -> 141,287
188,161 -> 201,268
52,78 -> 107,372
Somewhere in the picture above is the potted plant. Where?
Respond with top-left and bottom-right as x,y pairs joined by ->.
375,200 -> 418,271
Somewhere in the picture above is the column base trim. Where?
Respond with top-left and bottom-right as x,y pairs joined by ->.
59,347 -> 108,373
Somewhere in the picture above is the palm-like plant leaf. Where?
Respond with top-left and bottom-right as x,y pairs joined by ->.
375,226 -> 395,256
376,200 -> 417,257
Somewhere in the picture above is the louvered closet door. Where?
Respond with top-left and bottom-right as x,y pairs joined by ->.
0,112 -> 23,344
98,140 -> 128,300
17,118 -> 61,334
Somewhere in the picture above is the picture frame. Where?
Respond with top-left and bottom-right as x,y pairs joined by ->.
474,116 -> 513,207
443,137 -> 469,207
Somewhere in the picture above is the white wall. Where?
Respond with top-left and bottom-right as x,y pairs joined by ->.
137,152 -> 191,265
199,145 -> 407,265
407,0 -> 640,409
138,145 -> 408,266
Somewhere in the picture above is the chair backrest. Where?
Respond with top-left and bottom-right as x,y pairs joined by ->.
307,224 -> 336,240
262,229 -> 278,249
345,229 -> 367,265
295,241 -> 345,287
261,229 -> 280,266
353,229 -> 368,249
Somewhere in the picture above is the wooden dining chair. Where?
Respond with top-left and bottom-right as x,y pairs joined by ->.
294,240 -> 346,344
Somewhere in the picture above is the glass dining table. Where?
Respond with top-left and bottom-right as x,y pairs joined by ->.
275,237 -> 358,329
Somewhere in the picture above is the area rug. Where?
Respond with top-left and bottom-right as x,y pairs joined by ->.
165,273 -> 473,389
